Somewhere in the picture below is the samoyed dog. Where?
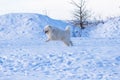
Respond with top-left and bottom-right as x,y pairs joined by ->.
44,25 -> 73,46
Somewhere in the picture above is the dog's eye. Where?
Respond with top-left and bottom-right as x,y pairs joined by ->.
45,30 -> 49,33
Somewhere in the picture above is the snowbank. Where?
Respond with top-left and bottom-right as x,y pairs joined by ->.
0,13 -> 69,40
82,17 -> 120,38
1,13 -> 120,39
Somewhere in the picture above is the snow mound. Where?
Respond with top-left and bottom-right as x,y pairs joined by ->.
0,13 -> 69,40
87,17 -> 120,38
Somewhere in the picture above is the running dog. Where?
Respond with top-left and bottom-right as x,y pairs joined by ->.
44,25 -> 73,46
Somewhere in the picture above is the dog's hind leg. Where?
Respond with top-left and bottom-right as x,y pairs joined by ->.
70,41 -> 73,46
63,40 -> 70,46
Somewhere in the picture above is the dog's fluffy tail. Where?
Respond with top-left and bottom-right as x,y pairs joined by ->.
65,26 -> 70,32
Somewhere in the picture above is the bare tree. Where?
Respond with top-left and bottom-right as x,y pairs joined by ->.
71,0 -> 90,29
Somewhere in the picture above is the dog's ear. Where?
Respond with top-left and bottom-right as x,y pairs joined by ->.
48,25 -> 52,29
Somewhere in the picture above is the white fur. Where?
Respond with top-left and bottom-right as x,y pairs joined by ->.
44,25 -> 73,46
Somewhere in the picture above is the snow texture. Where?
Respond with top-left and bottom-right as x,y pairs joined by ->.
0,13 -> 120,80
0,13 -> 69,40
82,17 -> 120,38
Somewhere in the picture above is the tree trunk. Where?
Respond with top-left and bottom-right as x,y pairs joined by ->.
80,22 -> 85,29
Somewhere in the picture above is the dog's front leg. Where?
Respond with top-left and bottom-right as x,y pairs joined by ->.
46,39 -> 50,42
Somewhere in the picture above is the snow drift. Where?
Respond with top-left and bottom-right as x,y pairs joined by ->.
82,17 -> 120,38
0,13 -> 69,40
0,13 -> 120,40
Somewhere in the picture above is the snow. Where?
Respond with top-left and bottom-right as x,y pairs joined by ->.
82,17 -> 120,38
0,13 -> 69,40
0,13 -> 120,80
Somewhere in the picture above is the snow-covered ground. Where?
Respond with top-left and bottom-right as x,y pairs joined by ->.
0,13 -> 120,80
0,38 -> 120,80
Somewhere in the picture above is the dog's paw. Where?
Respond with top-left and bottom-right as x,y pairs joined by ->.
45,39 -> 50,42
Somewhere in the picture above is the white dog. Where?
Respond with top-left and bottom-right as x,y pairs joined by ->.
44,25 -> 73,46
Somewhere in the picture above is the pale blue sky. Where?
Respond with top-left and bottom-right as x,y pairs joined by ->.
0,0 -> 120,20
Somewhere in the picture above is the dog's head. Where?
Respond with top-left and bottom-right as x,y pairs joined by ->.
44,25 -> 52,34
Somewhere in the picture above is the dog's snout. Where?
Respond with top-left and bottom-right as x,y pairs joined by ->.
45,30 -> 48,33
